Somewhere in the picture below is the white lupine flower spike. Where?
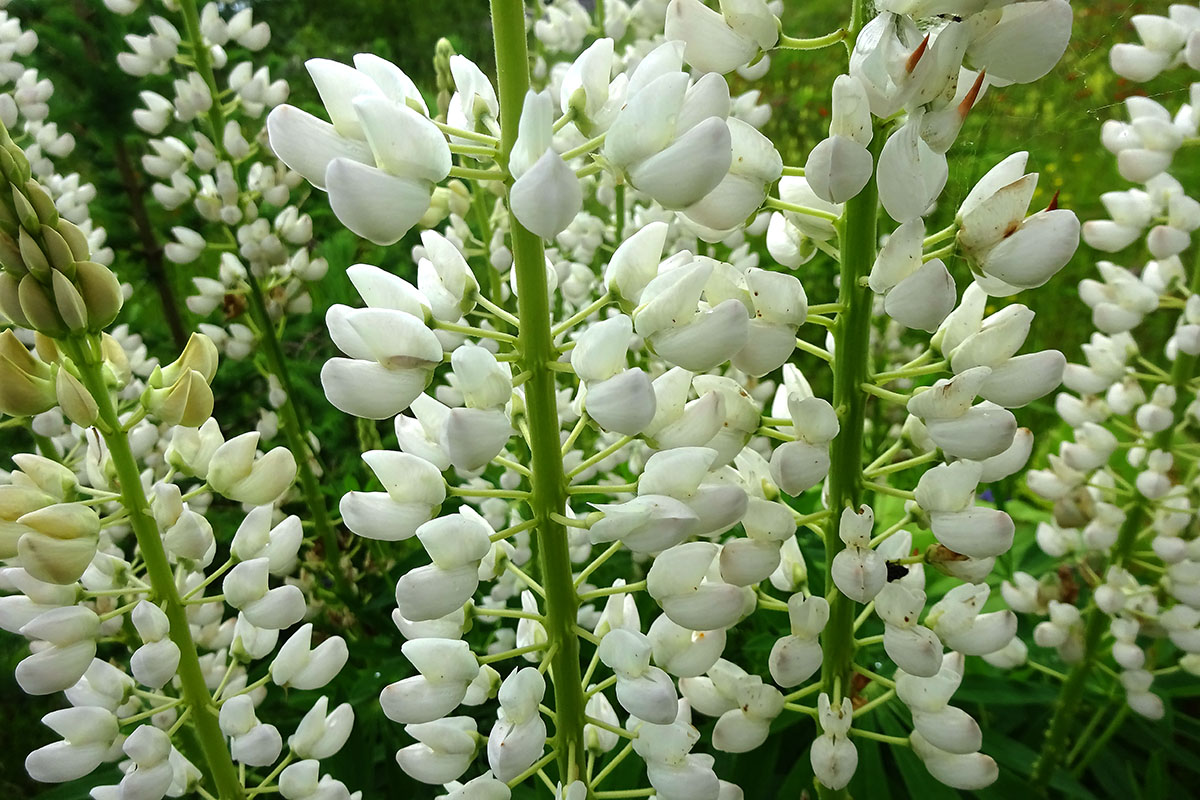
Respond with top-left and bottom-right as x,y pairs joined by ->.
0,0 -> 1173,798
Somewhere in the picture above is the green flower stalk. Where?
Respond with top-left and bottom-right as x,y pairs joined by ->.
492,0 -> 589,783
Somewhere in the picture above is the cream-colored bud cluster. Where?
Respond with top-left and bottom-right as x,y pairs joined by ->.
0,127 -> 120,340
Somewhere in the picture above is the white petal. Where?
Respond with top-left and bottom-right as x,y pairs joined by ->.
769,440 -> 830,495
352,96 -> 450,182
352,53 -> 428,114
769,635 -> 822,687
665,0 -> 759,74
395,563 -> 479,622
649,298 -> 749,371
958,173 -> 1037,255
925,402 -> 1016,460
320,358 -> 430,419
805,135 -> 873,204
442,408 -> 512,472
266,105 -> 372,189
510,150 -> 582,239
605,72 -> 689,169
978,350 -> 1065,408
959,152 -> 1029,219
346,264 -> 429,316
380,675 -> 468,725
586,369 -> 657,435
718,537 -> 781,586
912,705 -> 981,755
326,158 -> 432,245
340,491 -> 433,541
878,118 -> 948,223
966,0 -> 1072,85
930,507 -> 1014,559
305,58 -> 383,136
629,117 -> 733,209
978,209 -> 1080,288
884,625 -> 943,678
869,218 -> 925,293
884,258 -> 956,333
662,584 -> 749,630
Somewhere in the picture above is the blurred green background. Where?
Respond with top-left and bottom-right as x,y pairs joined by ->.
3,1 -> 1199,798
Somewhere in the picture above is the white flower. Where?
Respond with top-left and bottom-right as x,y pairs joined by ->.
911,731 -> 998,790
16,606 -> 100,695
590,494 -> 699,554
927,584 -> 1016,655
113,724 -> 174,800
341,450 -> 445,541
25,707 -> 119,783
604,45 -> 732,208
289,697 -> 354,760
598,628 -> 679,724
665,0 -> 778,75
647,542 -> 752,630
509,90 -> 581,239
831,506 -> 886,603
272,624 -> 349,690
712,675 -> 783,753
810,694 -> 857,790
381,639 -> 480,725
605,221 -> 669,308
220,695 -> 283,767
397,717 -> 478,784
647,614 -> 727,678
130,602 -> 180,690
682,119 -> 783,240
633,258 -> 750,372
223,558 -> 306,629
278,760 -> 353,800
322,304 -> 442,420
266,56 -> 450,244
487,668 -> 547,782
560,38 -> 623,134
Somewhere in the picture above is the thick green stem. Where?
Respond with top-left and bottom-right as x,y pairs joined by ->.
1033,246 -> 1200,791
814,1 -> 878,784
66,335 -> 244,800
815,137 -> 879,799
244,272 -> 347,595
492,0 -> 587,786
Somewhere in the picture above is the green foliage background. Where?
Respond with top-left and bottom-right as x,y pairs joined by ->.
1,1 -> 1199,798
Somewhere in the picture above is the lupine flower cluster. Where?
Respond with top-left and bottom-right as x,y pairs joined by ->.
1,0 -> 1197,797
259,0 -> 1081,796
995,4 -> 1200,787
111,0 -> 325,425
104,0 -> 352,588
